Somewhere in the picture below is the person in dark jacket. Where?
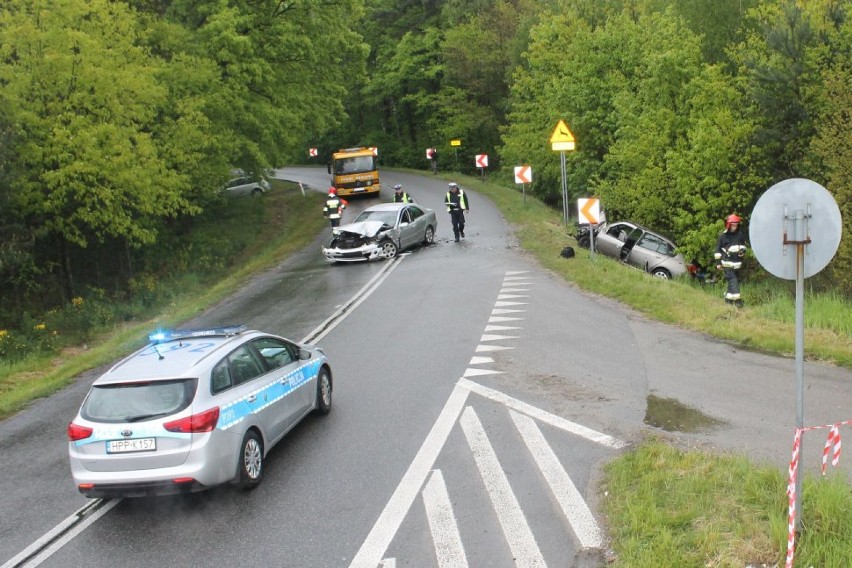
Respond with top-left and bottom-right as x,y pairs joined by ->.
392,184 -> 414,203
444,182 -> 469,242
714,214 -> 747,307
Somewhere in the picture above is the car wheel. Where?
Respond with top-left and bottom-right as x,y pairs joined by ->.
314,367 -> 332,415
237,430 -> 264,490
251,187 -> 263,197
423,225 -> 435,245
651,268 -> 671,279
380,240 -> 398,259
577,235 -> 590,249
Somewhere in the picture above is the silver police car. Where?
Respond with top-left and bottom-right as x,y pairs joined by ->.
67,325 -> 332,498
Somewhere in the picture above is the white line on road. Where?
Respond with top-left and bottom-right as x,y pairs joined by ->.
460,406 -> 546,567
422,470 -> 468,568
459,378 -> 627,449
510,410 -> 603,549
2,499 -> 119,568
349,382 -> 471,568
301,255 -> 404,344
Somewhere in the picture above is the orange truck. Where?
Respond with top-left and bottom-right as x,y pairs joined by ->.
327,147 -> 381,197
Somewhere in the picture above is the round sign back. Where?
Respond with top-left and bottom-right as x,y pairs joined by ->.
749,178 -> 842,280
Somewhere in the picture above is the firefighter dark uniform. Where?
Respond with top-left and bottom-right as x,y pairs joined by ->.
393,185 -> 414,203
714,214 -> 747,306
444,183 -> 469,242
323,188 -> 347,228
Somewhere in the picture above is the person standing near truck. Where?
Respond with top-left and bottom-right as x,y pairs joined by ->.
323,187 -> 348,228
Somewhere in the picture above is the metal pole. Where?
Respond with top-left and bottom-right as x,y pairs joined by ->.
560,150 -> 568,225
794,240 -> 805,530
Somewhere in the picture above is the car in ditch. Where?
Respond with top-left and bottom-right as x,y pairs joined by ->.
593,221 -> 687,279
322,202 -> 437,262
67,325 -> 332,498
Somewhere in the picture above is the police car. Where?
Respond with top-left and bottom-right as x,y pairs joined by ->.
67,325 -> 332,498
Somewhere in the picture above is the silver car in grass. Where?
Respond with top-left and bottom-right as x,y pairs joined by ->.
67,325 -> 332,498
593,221 -> 687,279
322,202 -> 437,262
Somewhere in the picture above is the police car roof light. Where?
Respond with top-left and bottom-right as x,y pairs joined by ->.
148,324 -> 247,344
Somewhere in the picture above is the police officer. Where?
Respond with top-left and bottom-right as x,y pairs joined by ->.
714,213 -> 747,307
393,184 -> 414,203
323,187 -> 347,228
444,182 -> 469,242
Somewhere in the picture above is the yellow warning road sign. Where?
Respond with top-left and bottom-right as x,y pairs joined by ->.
550,120 -> 576,151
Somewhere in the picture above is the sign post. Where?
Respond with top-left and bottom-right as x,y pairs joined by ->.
549,120 -> 576,226
475,154 -> 488,178
514,165 -> 532,203
749,178 -> 842,542
450,139 -> 461,169
577,197 -> 600,259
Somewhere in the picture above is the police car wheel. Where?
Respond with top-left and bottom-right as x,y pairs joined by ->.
315,367 -> 332,415
380,240 -> 398,259
650,268 -> 671,279
423,225 -> 435,245
238,430 -> 264,490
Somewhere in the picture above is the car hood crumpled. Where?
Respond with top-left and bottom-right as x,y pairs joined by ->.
332,220 -> 390,239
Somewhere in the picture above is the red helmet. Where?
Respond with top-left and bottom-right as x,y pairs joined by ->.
725,214 -> 742,229
328,187 -> 337,195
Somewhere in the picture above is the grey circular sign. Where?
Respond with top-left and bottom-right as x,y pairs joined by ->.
749,178 -> 842,280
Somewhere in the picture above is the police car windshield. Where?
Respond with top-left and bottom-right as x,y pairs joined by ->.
81,379 -> 197,423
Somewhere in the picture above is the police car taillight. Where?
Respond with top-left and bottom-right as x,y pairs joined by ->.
67,422 -> 93,441
163,407 -> 220,433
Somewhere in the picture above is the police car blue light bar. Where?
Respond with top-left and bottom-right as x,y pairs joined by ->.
148,325 -> 247,343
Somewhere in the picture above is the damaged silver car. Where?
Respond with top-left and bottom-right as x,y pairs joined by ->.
322,202 -> 437,262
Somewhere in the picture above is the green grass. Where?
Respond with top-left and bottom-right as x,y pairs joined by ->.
0,181 -> 326,419
602,439 -> 852,567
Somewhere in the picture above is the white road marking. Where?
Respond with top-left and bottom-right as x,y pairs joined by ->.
469,356 -> 494,365
484,325 -> 522,332
499,288 -> 529,293
3,499 -> 120,568
491,308 -> 525,315
480,334 -> 519,342
475,345 -> 513,353
488,316 -> 524,323
497,294 -> 529,300
494,301 -> 527,307
510,411 -> 603,549
349,382 -> 471,568
422,470 -> 468,568
459,379 -> 627,449
463,368 -> 502,377
460,407 -> 546,567
302,256 -> 404,344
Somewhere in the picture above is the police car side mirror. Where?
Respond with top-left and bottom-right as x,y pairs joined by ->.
299,348 -> 311,360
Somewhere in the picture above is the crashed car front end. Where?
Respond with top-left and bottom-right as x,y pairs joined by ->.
322,221 -> 395,262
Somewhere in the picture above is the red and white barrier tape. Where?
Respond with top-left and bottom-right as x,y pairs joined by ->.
785,419 -> 852,568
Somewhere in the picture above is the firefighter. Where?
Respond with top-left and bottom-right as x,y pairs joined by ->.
444,182 -> 469,242
323,187 -> 347,228
392,184 -> 414,204
714,213 -> 747,307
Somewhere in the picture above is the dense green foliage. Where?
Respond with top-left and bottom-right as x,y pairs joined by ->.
0,0 -> 367,329
1,0 -> 849,352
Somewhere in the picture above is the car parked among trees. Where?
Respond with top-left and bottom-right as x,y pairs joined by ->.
592,221 -> 687,279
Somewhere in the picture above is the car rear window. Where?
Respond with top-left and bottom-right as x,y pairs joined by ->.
81,379 -> 197,423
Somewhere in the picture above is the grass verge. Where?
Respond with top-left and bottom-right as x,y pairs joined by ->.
0,182 -> 326,420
